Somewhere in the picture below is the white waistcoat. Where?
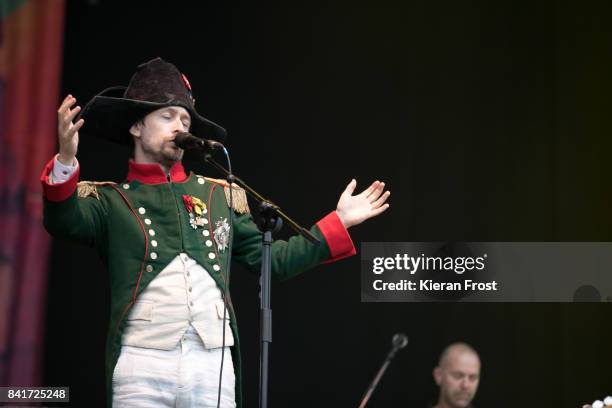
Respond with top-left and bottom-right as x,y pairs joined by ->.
121,253 -> 234,350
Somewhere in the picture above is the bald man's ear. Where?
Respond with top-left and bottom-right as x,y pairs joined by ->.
433,367 -> 442,385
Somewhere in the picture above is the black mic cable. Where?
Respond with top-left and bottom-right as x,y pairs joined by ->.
216,143 -> 234,408
166,130 -> 231,408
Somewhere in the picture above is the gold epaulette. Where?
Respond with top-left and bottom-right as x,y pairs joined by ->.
202,177 -> 250,214
77,181 -> 116,200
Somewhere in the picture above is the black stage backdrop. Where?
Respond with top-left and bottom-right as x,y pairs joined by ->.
44,1 -> 611,407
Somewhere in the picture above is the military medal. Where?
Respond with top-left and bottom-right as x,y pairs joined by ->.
182,195 -> 207,229
213,217 -> 230,252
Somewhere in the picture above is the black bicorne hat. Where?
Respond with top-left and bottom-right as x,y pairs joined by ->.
79,57 -> 226,144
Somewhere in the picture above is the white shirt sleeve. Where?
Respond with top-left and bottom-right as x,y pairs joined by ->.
49,155 -> 79,184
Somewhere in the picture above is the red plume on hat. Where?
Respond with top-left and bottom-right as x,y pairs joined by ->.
79,57 -> 226,144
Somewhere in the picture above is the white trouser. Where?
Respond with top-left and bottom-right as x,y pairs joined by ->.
112,326 -> 236,408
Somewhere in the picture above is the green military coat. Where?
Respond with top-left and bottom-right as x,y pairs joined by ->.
40,157 -> 355,407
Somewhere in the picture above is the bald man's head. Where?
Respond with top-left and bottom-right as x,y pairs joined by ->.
433,343 -> 481,408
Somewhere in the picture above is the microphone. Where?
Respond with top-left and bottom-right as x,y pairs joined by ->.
391,333 -> 409,352
173,132 -> 224,151
388,333 -> 409,359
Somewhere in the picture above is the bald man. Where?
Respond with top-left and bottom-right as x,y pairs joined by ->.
431,343 -> 481,408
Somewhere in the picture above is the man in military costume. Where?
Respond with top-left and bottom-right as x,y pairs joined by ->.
40,58 -> 390,407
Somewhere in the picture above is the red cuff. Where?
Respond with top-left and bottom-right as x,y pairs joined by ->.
316,211 -> 356,263
40,155 -> 80,202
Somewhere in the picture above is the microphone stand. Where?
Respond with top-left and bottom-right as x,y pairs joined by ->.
358,334 -> 409,408
198,150 -> 321,408
204,154 -> 321,245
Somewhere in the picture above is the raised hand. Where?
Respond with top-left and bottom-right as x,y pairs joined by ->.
335,179 -> 390,228
57,94 -> 84,165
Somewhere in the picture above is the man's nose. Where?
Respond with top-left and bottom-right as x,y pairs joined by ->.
172,118 -> 187,133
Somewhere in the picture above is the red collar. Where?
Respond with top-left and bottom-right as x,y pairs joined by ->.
126,160 -> 188,184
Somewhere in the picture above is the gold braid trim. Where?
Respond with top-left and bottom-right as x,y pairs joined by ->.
202,177 -> 251,214
77,181 -> 116,200
223,184 -> 250,214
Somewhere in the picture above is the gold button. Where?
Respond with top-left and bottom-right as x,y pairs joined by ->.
144,218 -> 151,225
122,183 -> 130,190
213,264 -> 221,272
208,252 -> 216,259
198,177 -> 205,185
145,265 -> 153,273
202,230 -> 209,237
205,240 -> 213,247
148,229 -> 155,236
138,207 -> 146,215
150,252 -> 158,260
151,240 -> 158,247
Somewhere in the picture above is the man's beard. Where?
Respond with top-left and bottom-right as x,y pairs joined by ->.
145,142 -> 184,168
446,390 -> 474,408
